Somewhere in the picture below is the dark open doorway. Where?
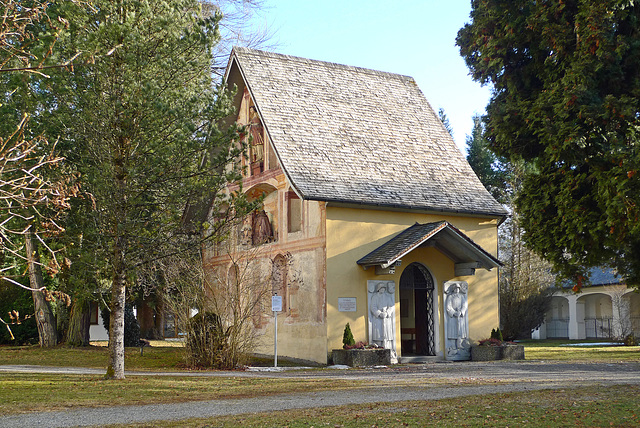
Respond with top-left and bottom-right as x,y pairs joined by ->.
400,263 -> 435,356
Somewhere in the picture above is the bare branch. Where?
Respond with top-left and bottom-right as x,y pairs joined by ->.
2,276 -> 45,292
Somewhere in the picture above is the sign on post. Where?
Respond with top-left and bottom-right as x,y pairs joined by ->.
271,295 -> 283,312
272,294 -> 282,367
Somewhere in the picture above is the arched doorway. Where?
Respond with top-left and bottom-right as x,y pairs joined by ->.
400,263 -> 435,356
545,296 -> 570,338
581,293 -> 614,338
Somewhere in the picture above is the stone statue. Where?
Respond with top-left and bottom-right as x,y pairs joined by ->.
367,281 -> 397,363
444,281 -> 470,360
252,210 -> 273,245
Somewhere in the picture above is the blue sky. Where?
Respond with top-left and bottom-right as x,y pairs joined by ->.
253,0 -> 490,152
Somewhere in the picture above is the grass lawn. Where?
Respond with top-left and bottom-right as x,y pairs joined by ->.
0,343 -> 185,371
0,373 -> 366,415
2,340 -> 636,371
0,341 -> 307,371
519,339 -> 640,362
115,385 -> 640,428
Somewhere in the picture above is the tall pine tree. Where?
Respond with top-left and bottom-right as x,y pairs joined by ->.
466,118 -> 553,338
465,115 -> 508,204
51,0 -> 243,379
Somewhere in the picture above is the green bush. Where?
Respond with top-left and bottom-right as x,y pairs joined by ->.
490,328 -> 504,342
343,323 -> 356,348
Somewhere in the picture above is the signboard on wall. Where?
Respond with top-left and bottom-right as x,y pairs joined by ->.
338,297 -> 357,312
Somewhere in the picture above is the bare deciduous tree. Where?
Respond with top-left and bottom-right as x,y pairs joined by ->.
499,169 -> 555,340
159,233 -> 271,369
201,0 -> 277,74
611,288 -> 633,340
0,0 -> 75,344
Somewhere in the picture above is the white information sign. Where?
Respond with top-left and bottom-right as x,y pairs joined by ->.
272,295 -> 283,312
338,297 -> 357,312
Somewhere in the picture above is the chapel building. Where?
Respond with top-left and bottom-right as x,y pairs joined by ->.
203,48 -> 508,364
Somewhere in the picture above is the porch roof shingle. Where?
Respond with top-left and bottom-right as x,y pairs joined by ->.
357,221 -> 502,271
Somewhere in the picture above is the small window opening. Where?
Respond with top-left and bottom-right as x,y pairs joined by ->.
249,106 -> 264,175
287,192 -> 302,233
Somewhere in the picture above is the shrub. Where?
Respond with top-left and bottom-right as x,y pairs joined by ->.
491,328 -> 504,342
0,284 -> 38,345
344,341 -> 376,350
123,304 -> 141,347
342,323 -> 356,348
500,288 -> 553,340
478,338 -> 503,347
624,333 -> 638,346
184,312 -> 232,369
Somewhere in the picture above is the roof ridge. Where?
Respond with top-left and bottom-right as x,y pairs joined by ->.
233,47 -> 416,82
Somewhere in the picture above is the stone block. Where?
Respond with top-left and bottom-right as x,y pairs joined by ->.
471,346 -> 502,361
331,349 -> 391,367
501,344 -> 525,360
471,344 -> 525,361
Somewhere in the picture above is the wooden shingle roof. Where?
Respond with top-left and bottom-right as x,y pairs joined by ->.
356,221 -> 502,271
225,48 -> 508,217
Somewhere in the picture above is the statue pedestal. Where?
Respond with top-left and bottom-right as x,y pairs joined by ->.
331,348 -> 392,367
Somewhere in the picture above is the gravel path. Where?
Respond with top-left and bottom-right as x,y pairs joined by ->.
1,360 -> 639,428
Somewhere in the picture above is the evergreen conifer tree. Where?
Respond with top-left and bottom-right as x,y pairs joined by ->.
51,0 -> 244,378
458,1 -> 640,285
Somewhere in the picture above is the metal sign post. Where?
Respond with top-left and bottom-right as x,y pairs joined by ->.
271,294 -> 282,367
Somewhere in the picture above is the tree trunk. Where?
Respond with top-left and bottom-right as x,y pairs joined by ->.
25,231 -> 57,347
138,297 -> 160,339
106,268 -> 126,379
66,298 -> 91,346
155,294 -> 165,337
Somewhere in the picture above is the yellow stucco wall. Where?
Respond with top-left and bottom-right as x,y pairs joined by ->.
325,206 -> 500,359
206,87 -> 331,364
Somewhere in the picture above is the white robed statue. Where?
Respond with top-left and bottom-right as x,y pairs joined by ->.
367,281 -> 397,362
444,281 -> 470,360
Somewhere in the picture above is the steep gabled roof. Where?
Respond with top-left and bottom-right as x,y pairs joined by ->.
225,48 -> 508,217
357,221 -> 502,271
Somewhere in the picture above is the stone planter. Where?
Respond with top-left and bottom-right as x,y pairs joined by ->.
471,344 -> 525,361
471,345 -> 502,361
501,344 -> 525,360
331,348 -> 391,367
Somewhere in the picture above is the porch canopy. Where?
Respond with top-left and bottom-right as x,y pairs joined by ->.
356,221 -> 502,276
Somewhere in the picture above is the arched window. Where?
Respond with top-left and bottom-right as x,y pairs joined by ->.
241,184 -> 278,246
